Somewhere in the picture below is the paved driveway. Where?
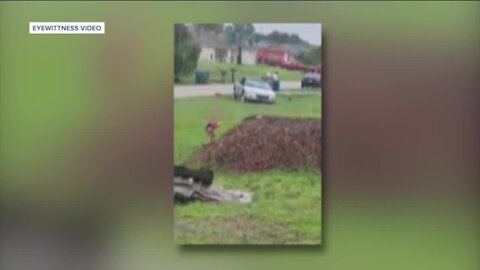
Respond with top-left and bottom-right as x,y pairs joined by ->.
174,81 -> 301,99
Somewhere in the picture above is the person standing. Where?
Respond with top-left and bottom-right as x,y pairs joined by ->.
272,71 -> 280,91
264,72 -> 273,88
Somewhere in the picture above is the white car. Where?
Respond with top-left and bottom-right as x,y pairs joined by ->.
233,78 -> 276,103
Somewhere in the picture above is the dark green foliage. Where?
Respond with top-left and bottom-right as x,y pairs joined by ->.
174,24 -> 201,82
296,46 -> 322,66
194,23 -> 224,34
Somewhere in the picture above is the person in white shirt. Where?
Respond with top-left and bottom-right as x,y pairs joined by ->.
272,71 -> 278,81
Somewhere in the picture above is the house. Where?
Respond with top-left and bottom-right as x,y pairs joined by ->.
255,41 -> 293,66
229,46 -> 257,65
195,30 -> 231,63
256,47 -> 295,66
194,30 -> 257,65
255,41 -> 323,74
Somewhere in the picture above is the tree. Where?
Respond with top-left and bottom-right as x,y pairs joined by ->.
296,46 -> 322,66
194,23 -> 224,34
174,24 -> 201,82
224,23 -> 255,65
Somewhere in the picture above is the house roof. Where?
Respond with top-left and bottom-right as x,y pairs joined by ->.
255,40 -> 311,55
256,40 -> 289,51
194,30 -> 231,50
194,29 -> 257,51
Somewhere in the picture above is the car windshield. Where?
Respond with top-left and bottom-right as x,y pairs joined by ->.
304,73 -> 320,80
245,79 -> 272,90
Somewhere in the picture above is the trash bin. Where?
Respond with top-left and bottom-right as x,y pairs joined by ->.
195,71 -> 210,84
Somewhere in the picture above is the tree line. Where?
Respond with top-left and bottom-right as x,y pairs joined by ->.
296,46 -> 322,66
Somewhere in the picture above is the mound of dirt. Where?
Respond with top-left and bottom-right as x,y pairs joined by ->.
188,115 -> 322,172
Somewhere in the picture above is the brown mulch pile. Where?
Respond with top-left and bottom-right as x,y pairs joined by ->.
188,115 -> 322,172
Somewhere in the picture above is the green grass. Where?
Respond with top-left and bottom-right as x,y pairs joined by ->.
174,94 -> 322,244
177,60 -> 304,84
175,93 -> 321,163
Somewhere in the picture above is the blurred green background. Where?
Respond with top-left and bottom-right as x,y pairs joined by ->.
0,1 -> 479,270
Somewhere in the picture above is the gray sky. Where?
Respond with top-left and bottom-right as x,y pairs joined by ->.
253,23 -> 322,46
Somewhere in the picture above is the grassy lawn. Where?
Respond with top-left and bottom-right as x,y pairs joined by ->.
174,94 -> 322,244
177,60 -> 304,84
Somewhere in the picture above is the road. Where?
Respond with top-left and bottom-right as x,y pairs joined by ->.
174,81 -> 301,99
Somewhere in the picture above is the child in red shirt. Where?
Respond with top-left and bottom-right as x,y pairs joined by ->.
205,120 -> 221,142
